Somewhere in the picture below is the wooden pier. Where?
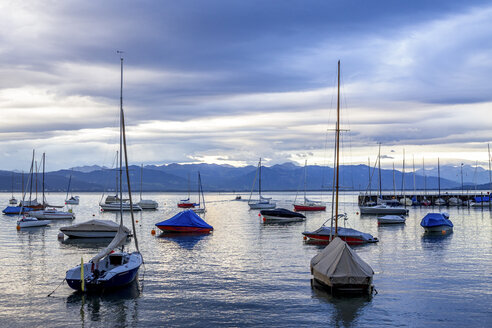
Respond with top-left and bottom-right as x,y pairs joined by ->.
358,191 -> 491,207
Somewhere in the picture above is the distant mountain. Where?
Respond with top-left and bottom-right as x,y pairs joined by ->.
1,162 -> 482,192
70,165 -> 108,173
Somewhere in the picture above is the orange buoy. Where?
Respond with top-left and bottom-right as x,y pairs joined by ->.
151,229 -> 156,235
16,225 -> 21,231
136,220 -> 139,223
303,236 -> 307,240
442,230 -> 446,235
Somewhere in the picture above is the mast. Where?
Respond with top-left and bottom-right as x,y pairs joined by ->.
334,60 -> 341,236
378,143 -> 382,201
423,158 -> 427,196
11,172 -> 14,198
119,52 -> 139,252
119,54 -> 123,222
66,170 -> 72,200
303,160 -> 307,202
21,171 -> 24,198
115,151 -> 119,198
488,144 -> 491,208
392,162 -> 396,199
140,164 -> 143,201
460,163 -> 464,196
438,157 -> 441,197
259,158 -> 262,198
368,157 -> 371,198
413,156 -> 416,198
401,149 -> 405,202
35,160 -> 38,202
42,153 -> 46,205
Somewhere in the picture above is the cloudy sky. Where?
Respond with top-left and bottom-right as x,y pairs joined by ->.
1,0 -> 491,171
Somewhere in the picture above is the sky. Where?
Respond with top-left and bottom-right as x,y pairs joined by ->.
1,0 -> 492,171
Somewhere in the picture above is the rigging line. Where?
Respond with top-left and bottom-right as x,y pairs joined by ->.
47,279 -> 66,297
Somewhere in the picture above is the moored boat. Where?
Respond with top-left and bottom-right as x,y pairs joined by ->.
17,216 -> 50,229
260,208 -> 306,223
420,212 -> 453,233
248,158 -> 276,209
155,209 -> 213,233
359,204 -> 409,215
30,208 -> 75,220
100,202 -> 142,211
60,219 -> 130,238
310,237 -> 374,294
377,215 -> 406,225
303,225 -> 378,245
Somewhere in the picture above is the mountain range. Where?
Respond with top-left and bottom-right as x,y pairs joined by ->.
0,162 -> 490,193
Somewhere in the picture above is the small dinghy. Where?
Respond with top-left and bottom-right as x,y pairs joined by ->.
155,210 -> 213,233
310,237 -> 374,294
17,216 -> 50,229
65,196 -> 80,205
377,215 -> 406,225
60,219 -> 131,238
420,212 -> 453,234
260,208 -> 306,223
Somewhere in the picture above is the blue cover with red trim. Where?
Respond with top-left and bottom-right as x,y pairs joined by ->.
155,210 -> 213,229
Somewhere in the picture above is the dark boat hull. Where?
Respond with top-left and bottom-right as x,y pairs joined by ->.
294,205 -> 326,211
156,225 -> 212,233
67,266 -> 140,292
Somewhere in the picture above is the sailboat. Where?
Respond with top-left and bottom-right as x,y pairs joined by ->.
303,61 -> 378,245
16,150 -> 50,229
137,164 -> 158,210
65,169 -> 80,205
177,173 -> 195,208
359,145 -> 408,215
192,172 -> 206,214
293,160 -> 326,211
9,172 -> 17,205
308,61 -> 375,295
434,158 -> 446,206
248,158 -> 276,209
66,53 -> 142,292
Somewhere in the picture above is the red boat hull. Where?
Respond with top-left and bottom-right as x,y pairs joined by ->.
156,225 -> 212,233
294,205 -> 326,211
303,234 -> 368,245
177,203 -> 195,208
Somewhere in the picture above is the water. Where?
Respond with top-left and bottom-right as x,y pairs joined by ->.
0,192 -> 490,327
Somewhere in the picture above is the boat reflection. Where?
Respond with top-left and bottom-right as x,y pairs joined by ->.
60,237 -> 131,250
311,279 -> 372,327
66,279 -> 140,325
157,232 -> 210,250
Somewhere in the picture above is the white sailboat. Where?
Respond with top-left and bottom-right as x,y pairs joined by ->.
65,170 -> 80,205
66,53 -> 142,292
248,158 -> 276,209
137,164 -> 158,210
192,172 -> 207,214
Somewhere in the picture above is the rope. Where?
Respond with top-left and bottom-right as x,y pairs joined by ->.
47,278 -> 66,297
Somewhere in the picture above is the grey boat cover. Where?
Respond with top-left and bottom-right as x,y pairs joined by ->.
91,225 -> 129,263
310,237 -> 374,286
60,219 -> 130,233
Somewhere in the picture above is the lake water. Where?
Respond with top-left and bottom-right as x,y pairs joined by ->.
0,192 -> 490,327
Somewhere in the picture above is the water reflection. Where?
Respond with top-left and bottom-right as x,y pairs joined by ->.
421,232 -> 453,251
311,279 -> 372,327
157,232 -> 210,250
60,237 -> 131,250
66,280 -> 141,326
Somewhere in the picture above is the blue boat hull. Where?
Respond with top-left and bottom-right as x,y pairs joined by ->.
67,266 -> 140,292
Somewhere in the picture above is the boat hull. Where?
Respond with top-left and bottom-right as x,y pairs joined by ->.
359,206 -> 409,215
294,205 -> 326,211
377,215 -> 406,224
17,220 -> 51,228
262,214 -> 305,223
423,225 -> 453,234
249,203 -> 276,209
61,230 -> 121,238
303,233 -> 376,245
99,204 -> 142,211
312,277 -> 373,295
177,203 -> 195,208
156,225 -> 212,233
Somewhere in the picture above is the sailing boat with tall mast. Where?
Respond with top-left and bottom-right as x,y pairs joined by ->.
65,169 -> 80,205
248,158 -> 276,209
177,172 -> 195,208
137,164 -> 158,209
303,61 -> 378,245
293,160 -> 326,211
192,172 -> 206,214
9,172 -> 17,205
434,158 -> 446,206
66,53 -> 142,292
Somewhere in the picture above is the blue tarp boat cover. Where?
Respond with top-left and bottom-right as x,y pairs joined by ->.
473,196 -> 490,202
155,210 -> 213,229
420,213 -> 453,228
2,206 -> 32,214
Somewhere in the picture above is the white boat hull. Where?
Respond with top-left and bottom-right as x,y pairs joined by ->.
17,218 -> 51,228
137,200 -> 158,209
249,202 -> 276,209
100,203 -> 142,211
377,215 -> 406,224
30,210 -> 75,220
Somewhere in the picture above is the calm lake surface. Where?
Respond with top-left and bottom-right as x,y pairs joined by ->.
0,191 -> 490,327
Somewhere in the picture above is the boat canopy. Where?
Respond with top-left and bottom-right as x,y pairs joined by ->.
156,210 -> 213,230
91,225 -> 129,263
60,219 -> 130,233
308,226 -> 376,241
311,237 -> 374,286
420,213 -> 453,228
